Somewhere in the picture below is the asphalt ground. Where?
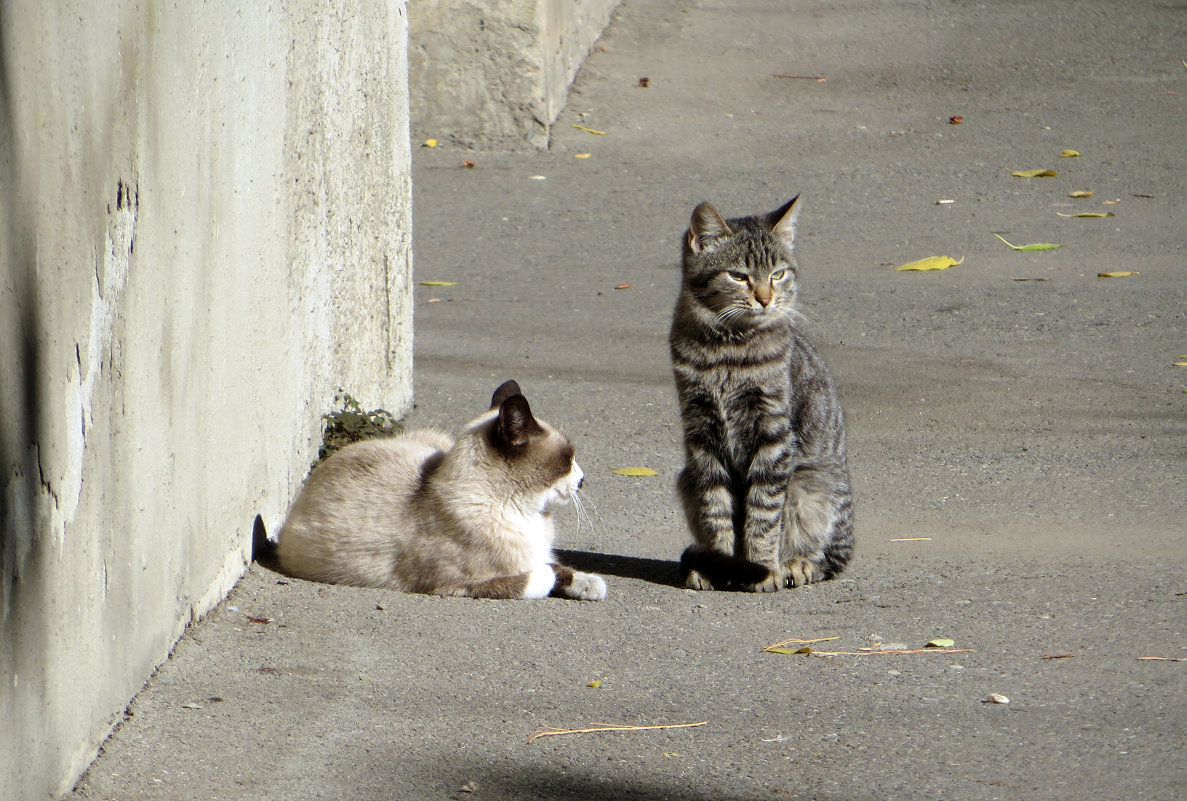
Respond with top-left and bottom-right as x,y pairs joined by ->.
69,2 -> 1186,799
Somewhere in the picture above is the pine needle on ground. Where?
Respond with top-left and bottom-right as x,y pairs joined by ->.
528,721 -> 707,745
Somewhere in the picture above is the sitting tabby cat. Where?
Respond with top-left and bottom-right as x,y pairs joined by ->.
669,196 -> 854,591
272,381 -> 606,600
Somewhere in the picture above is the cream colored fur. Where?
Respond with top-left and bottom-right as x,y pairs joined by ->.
275,384 -> 605,600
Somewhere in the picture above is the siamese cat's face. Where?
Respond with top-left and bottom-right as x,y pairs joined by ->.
547,457 -> 583,508
476,380 -> 583,512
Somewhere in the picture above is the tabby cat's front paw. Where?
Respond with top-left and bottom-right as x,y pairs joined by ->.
742,572 -> 782,593
685,569 -> 714,591
784,557 -> 821,588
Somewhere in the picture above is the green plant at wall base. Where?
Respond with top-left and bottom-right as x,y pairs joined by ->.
318,393 -> 404,462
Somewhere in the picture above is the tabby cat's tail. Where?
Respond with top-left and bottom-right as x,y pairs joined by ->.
679,545 -> 772,589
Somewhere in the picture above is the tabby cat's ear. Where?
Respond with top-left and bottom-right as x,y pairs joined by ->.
490,380 -> 523,409
497,394 -> 542,448
688,202 -> 732,254
768,195 -> 801,246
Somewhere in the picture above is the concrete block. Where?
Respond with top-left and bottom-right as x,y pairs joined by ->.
409,0 -> 620,148
0,3 -> 412,799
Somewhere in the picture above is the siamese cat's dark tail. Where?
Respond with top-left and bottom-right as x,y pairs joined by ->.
252,514 -> 281,571
680,545 -> 772,590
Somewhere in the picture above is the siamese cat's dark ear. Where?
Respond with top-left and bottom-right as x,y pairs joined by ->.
497,394 -> 541,448
688,202 -> 732,254
768,195 -> 801,247
490,380 -> 523,409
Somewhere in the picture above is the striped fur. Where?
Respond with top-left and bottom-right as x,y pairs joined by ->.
670,197 -> 854,591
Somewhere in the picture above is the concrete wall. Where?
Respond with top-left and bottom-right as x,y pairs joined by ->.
409,0 -> 620,148
0,2 -> 413,800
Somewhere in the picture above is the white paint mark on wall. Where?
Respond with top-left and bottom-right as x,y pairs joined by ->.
57,181 -> 137,546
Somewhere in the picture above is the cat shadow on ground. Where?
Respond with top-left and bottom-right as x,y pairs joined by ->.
251,516 -> 685,589
555,550 -> 684,588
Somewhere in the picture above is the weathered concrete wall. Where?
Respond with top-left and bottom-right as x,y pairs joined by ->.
0,3 -> 412,800
409,0 -> 620,148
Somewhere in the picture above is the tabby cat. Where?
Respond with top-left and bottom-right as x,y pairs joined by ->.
669,196 -> 854,591
271,381 -> 607,600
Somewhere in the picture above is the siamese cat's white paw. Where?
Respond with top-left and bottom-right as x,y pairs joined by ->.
562,571 -> 607,601
549,564 -> 606,600
572,572 -> 607,601
524,565 -> 559,599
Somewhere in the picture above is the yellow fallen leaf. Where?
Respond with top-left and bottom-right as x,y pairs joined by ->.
570,123 -> 607,135
895,255 -> 964,272
1097,271 -> 1137,278
588,679 -> 603,688
418,280 -> 457,286
1174,362 -> 1187,367
1011,169 -> 1058,178
926,638 -> 956,648
1056,212 -> 1115,218
994,234 -> 1063,251
423,138 -> 438,148
574,153 -> 592,159
1059,149 -> 1081,158
612,467 -> 659,477
1068,190 -> 1094,198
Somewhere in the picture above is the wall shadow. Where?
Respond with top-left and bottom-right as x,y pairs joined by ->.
0,6 -> 46,642
0,14 -> 51,796
408,758 -> 874,801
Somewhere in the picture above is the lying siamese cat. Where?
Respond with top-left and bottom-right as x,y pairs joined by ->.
269,381 -> 606,600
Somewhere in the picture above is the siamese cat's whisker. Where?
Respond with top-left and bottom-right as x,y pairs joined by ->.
578,489 -> 603,521
570,490 -> 594,538
571,489 -> 602,538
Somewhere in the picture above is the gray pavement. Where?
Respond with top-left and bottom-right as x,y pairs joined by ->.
69,1 -> 1186,799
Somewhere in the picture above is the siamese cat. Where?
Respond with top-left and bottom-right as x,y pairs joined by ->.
270,381 -> 606,600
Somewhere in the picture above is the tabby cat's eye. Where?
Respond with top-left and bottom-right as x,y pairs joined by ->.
771,269 -> 787,281
728,271 -> 748,282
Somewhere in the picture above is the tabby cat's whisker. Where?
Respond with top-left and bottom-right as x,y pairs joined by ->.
715,305 -> 750,326
774,305 -> 809,327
